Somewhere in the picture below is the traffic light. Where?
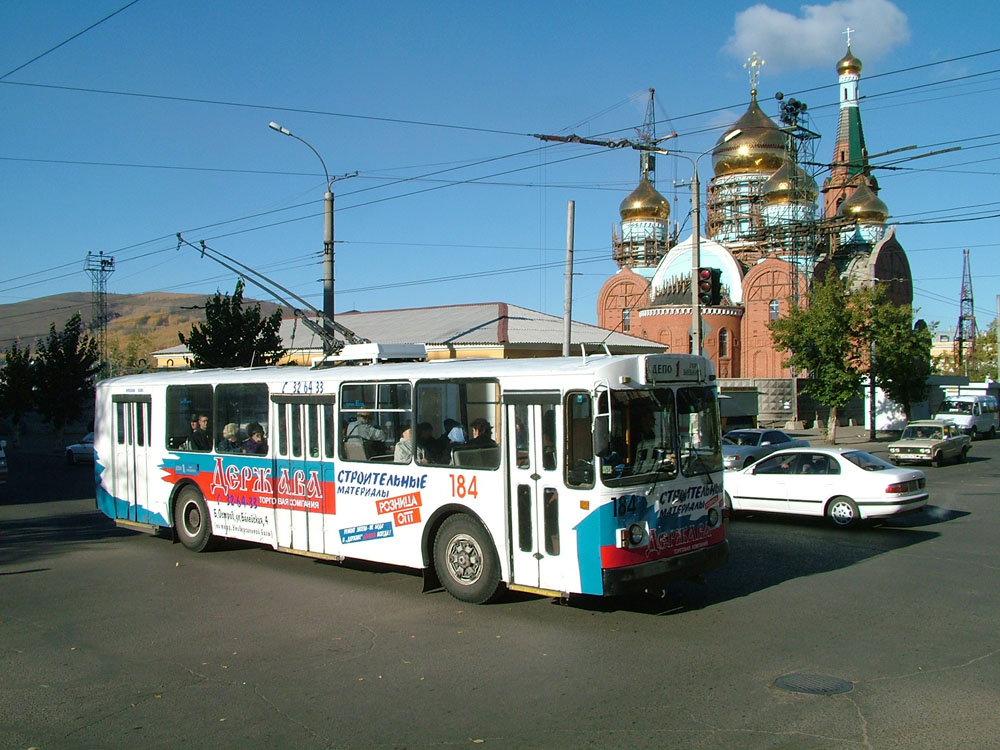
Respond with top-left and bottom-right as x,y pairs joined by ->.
697,268 -> 713,305
697,267 -> 723,306
709,267 -> 722,305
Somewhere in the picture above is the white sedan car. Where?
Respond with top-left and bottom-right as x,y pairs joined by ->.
65,432 -> 95,465
724,447 -> 928,528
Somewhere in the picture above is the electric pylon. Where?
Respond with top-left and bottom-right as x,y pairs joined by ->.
955,248 -> 976,373
85,251 -> 115,377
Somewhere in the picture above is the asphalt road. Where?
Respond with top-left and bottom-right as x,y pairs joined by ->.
2,436 -> 998,749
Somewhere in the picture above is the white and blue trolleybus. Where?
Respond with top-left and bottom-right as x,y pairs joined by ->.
94,349 -> 728,602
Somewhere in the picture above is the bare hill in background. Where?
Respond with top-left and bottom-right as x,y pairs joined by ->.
0,292 -> 281,357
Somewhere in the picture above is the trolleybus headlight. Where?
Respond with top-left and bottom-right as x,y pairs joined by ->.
707,507 -> 720,527
619,523 -> 645,548
628,523 -> 644,546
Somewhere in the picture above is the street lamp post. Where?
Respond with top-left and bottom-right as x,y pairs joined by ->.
268,121 -> 337,332
660,129 -> 741,356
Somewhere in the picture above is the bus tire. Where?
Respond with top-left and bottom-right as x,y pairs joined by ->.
433,514 -> 501,604
174,486 -> 215,552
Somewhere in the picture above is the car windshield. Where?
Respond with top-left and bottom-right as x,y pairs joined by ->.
939,400 -> 972,414
842,450 -> 895,471
723,437 -> 737,445
902,426 -> 941,440
725,431 -> 760,446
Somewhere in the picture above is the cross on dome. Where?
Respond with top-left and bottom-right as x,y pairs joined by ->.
745,51 -> 765,93
843,27 -> 855,46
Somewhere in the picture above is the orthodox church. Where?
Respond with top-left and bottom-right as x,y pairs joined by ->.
597,44 -> 914,381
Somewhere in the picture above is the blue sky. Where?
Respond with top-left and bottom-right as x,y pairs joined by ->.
2,0 -> 998,335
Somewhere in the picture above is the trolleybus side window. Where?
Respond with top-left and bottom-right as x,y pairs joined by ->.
166,384 -> 212,451
215,383 -> 269,454
340,381 -> 411,463
414,379 -> 500,469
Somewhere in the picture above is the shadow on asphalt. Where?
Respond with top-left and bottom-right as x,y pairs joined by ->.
574,510 -> 947,615
0,511 -> 134,567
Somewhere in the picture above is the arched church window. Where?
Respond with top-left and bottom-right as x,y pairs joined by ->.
769,299 -> 780,320
719,328 -> 729,358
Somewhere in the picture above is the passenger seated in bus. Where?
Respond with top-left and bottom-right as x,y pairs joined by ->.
182,413 -> 211,451
346,411 -> 388,456
394,422 -> 415,462
443,419 -> 466,445
467,418 -> 496,447
218,422 -> 241,453
244,422 -> 268,455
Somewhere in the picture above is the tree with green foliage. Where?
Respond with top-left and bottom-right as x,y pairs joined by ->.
0,341 -> 35,447
870,303 -> 934,420
107,331 -> 154,375
935,320 -> 998,381
769,270 -> 866,444
179,280 -> 284,368
33,313 -> 101,442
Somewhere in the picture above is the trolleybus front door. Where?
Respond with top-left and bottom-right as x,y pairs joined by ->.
505,393 -> 566,594
110,395 -> 152,523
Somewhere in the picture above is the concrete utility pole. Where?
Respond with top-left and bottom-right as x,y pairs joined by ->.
562,200 -> 575,356
268,122 -> 357,336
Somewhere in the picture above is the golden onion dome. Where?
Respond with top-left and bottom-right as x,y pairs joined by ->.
619,177 -> 670,222
762,159 -> 818,204
837,47 -> 862,75
712,95 -> 786,177
838,179 -> 888,223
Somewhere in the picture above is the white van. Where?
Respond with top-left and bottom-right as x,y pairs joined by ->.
934,394 -> 999,439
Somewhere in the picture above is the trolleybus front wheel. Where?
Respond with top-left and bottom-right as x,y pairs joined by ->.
433,514 -> 501,604
174,486 -> 215,552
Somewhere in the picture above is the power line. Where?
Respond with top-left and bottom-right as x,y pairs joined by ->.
0,80 -> 527,138
0,0 -> 142,80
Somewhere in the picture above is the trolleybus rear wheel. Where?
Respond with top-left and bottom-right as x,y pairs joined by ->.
174,486 -> 215,552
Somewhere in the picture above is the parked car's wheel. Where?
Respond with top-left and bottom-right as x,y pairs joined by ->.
933,451 -> 945,467
958,447 -> 969,463
989,426 -> 997,440
970,427 -> 978,441
826,496 -> 860,528
174,486 -> 215,552
433,514 -> 501,604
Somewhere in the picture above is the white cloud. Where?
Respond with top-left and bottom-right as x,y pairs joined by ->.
723,0 -> 910,73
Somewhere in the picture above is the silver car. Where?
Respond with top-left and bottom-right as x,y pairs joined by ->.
723,428 -> 809,471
